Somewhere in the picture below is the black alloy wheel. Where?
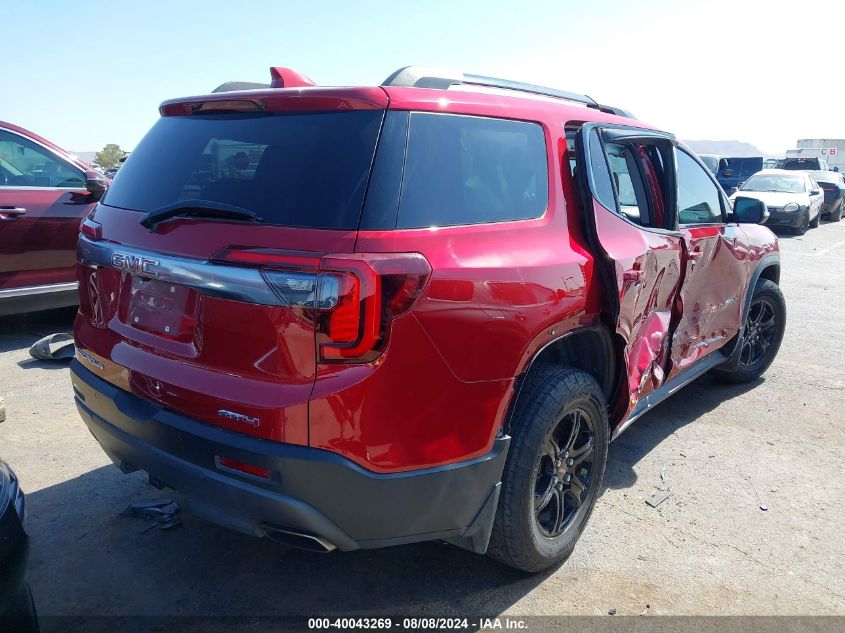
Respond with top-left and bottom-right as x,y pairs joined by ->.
534,408 -> 595,538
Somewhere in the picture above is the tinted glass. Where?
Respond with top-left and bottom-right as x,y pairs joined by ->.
676,150 -> 723,224
396,113 -> 547,228
0,130 -> 84,188
782,158 -> 820,170
741,174 -> 805,193
605,142 -> 651,226
104,111 -> 383,229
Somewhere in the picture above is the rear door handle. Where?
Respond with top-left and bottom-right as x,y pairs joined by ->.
0,207 -> 26,220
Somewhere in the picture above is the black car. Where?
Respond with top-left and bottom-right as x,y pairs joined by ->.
0,460 -> 37,631
808,171 -> 845,222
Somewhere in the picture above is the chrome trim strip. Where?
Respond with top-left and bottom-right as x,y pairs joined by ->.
0,282 -> 78,299
78,236 -> 284,306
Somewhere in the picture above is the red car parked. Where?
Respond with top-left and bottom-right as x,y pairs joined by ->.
69,67 -> 785,572
0,122 -> 107,316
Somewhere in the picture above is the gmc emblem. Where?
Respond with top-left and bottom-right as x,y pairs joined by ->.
111,253 -> 160,278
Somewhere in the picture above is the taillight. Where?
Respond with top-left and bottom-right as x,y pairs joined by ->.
80,218 -> 102,240
212,248 -> 431,364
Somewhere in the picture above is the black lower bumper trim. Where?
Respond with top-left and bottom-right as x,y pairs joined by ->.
70,360 -> 509,552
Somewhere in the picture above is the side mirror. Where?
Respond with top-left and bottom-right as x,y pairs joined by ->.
84,169 -> 109,199
810,189 -> 821,195
732,196 -> 769,224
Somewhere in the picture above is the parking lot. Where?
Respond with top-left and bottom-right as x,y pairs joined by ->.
1,221 -> 843,621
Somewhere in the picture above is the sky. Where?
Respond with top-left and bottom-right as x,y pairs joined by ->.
3,0 -> 844,156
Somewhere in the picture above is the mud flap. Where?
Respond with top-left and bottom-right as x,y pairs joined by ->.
444,482 -> 501,554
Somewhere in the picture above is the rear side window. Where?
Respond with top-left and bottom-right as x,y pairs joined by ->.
104,111 -> 383,229
396,113 -> 548,228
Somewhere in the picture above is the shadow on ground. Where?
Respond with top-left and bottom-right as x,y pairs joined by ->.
604,374 -> 762,490
27,465 -> 548,622
0,308 -> 76,355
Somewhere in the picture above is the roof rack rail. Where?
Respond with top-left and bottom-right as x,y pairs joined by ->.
381,66 -> 634,118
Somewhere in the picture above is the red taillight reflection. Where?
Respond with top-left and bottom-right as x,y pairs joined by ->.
217,456 -> 269,479
325,273 -> 361,344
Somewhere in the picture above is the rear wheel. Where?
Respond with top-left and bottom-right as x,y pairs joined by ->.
713,279 -> 785,384
487,365 -> 608,573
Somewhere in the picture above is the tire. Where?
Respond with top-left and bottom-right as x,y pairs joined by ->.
810,209 -> 820,228
712,279 -> 785,384
831,201 -> 843,222
792,212 -> 809,235
487,365 -> 609,573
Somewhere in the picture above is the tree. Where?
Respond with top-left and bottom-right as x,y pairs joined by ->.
94,144 -> 125,169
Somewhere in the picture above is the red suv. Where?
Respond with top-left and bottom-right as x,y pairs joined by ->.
0,122 -> 108,316
69,67 -> 785,572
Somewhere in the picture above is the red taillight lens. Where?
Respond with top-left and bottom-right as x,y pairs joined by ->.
211,247 -> 431,364
80,218 -> 102,240
316,253 -> 430,363
323,273 -> 361,344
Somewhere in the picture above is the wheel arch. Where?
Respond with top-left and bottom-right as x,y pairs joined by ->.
720,254 -> 781,363
503,324 -> 619,436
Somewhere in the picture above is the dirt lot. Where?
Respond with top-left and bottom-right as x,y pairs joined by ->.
1,221 -> 843,621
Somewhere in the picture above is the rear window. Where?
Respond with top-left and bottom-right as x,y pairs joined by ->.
782,158 -> 819,170
104,110 -> 383,229
396,113 -> 548,228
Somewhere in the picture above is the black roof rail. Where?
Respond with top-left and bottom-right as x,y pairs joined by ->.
381,66 -> 634,118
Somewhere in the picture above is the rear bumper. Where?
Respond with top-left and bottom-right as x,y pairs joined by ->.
70,360 -> 508,553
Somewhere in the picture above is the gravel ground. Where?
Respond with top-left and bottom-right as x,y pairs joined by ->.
1,220 -> 843,621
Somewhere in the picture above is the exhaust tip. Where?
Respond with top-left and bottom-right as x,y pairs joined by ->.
262,526 -> 336,553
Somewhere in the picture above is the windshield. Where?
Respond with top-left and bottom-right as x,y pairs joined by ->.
809,171 -> 838,184
104,110 -> 384,229
740,174 -> 805,193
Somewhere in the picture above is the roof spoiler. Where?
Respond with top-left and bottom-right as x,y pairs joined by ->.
381,66 -> 634,118
212,67 -> 317,93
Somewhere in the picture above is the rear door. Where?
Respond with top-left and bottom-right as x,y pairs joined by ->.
575,124 -> 684,417
0,127 -> 91,291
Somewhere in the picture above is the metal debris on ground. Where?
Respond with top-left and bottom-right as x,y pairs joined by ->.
121,500 -> 182,532
646,490 -> 671,508
28,333 -> 75,361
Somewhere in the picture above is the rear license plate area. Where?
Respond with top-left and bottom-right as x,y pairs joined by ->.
120,276 -> 200,342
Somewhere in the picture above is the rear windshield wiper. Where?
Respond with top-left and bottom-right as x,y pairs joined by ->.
140,199 -> 262,230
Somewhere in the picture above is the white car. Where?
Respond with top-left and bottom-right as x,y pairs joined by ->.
729,169 -> 824,235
